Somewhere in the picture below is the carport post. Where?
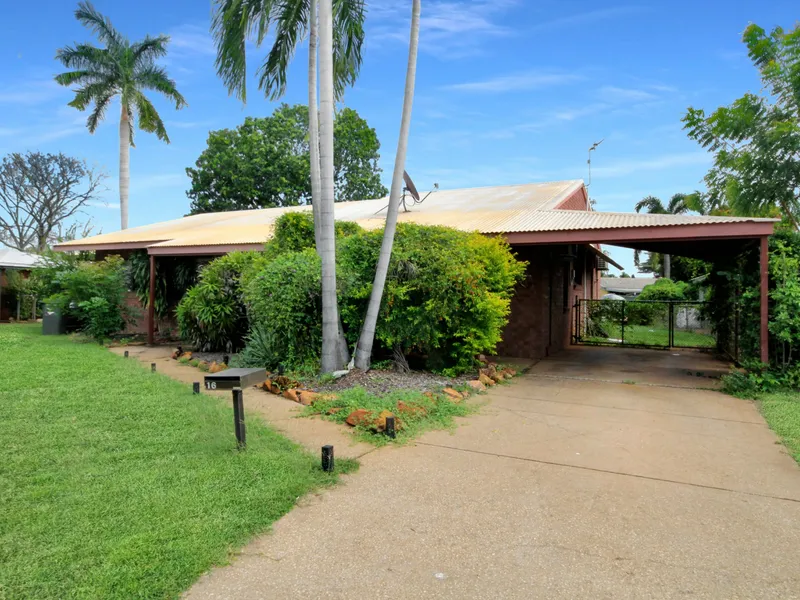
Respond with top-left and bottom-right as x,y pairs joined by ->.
147,254 -> 156,346
760,236 -> 769,364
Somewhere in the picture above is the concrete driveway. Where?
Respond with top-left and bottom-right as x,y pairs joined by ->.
187,348 -> 800,600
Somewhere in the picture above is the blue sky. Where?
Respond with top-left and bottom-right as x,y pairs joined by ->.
1,0 -> 796,271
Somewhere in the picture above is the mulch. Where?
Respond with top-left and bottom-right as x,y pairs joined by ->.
314,368 -> 470,396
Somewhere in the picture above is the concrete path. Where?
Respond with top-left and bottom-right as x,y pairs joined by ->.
178,347 -> 800,599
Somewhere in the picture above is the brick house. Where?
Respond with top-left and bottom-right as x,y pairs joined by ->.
0,246 -> 40,322
55,180 -> 776,362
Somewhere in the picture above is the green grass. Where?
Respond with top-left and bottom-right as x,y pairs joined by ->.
304,386 -> 479,446
584,324 -> 715,348
758,391 -> 800,464
0,324 -> 355,599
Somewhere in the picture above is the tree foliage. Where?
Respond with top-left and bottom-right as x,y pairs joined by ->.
0,152 -> 105,252
683,23 -> 800,228
186,104 -> 387,214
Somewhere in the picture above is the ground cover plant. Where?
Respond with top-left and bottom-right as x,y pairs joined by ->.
0,324 -> 354,599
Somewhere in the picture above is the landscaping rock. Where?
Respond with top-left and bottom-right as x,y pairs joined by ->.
182,351 -> 192,360
477,354 -> 487,363
208,362 -> 227,374
442,387 -> 463,401
490,372 -> 504,383
397,401 -> 427,417
467,379 -> 486,392
373,409 -> 395,432
327,407 -> 343,415
479,373 -> 495,386
296,390 -> 319,406
501,368 -> 517,377
282,389 -> 299,403
345,409 -> 373,427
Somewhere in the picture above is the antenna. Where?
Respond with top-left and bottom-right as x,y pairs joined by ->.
375,170 -> 438,215
587,139 -> 604,188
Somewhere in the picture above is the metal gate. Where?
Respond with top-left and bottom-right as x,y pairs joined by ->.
572,299 -> 715,349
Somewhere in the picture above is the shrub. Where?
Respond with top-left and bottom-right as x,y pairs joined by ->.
127,251 -> 198,319
242,248 -> 323,369
43,256 -> 128,341
175,251 -> 260,351
263,211 -> 363,259
339,223 -> 526,375
626,278 -> 687,326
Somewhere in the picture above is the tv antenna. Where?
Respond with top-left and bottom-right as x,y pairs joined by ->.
587,139 -> 604,188
376,170 -> 438,214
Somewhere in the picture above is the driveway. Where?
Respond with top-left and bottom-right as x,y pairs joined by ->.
187,348 -> 800,600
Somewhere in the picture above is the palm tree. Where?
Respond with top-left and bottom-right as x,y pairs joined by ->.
353,0 -> 421,371
634,193 -> 689,279
211,0 -> 365,372
55,1 -> 186,230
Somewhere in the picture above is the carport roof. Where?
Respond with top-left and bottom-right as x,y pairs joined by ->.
54,180 -> 777,256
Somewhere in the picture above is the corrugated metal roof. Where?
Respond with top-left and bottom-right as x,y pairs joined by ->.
0,246 -> 41,268
54,179 -> 776,252
600,277 -> 657,292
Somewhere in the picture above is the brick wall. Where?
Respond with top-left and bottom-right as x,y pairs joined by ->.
496,244 -> 593,359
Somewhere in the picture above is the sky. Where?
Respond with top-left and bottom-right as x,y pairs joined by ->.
0,0 -> 797,272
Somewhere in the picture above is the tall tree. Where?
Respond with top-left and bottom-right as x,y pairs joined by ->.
634,194 -> 689,279
683,23 -> 800,229
55,1 -> 186,231
353,0 -> 421,371
0,152 -> 106,252
211,0 -> 366,373
185,105 -> 387,214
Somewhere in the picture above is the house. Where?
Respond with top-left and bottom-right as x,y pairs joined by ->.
0,246 -> 41,322
55,180 -> 777,362
600,277 -> 657,299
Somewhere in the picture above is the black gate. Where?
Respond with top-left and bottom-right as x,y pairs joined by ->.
572,299 -> 715,349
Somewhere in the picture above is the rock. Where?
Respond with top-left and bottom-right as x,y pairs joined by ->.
442,387 -> 463,401
490,372 -> 504,383
282,388 -> 299,402
345,409 -> 373,427
479,373 -> 495,386
197,361 -> 210,371
501,368 -> 517,377
397,401 -> 427,417
467,379 -> 486,392
327,407 -> 343,415
373,409 -> 395,432
208,361 -> 227,374
296,390 -> 319,406
182,351 -> 192,360
170,350 -> 180,360
330,369 -> 349,380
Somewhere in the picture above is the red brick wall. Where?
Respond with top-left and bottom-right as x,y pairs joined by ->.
496,244 -> 594,359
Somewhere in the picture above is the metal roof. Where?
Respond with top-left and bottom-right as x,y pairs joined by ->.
53,179 -> 777,253
0,246 -> 41,269
600,277 -> 657,293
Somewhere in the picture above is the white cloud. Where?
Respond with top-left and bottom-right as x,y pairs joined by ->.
0,80 -> 66,105
167,24 -> 216,58
597,85 -> 658,103
443,71 -> 582,93
165,119 -> 215,130
131,173 -> 187,192
87,200 -> 120,210
591,152 -> 710,178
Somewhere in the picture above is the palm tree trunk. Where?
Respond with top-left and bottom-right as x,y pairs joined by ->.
119,104 -> 130,230
354,0 -> 421,371
318,0 -> 345,373
308,0 -> 322,253
663,254 -> 671,279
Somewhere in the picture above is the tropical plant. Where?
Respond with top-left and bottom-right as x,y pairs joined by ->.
185,105 -> 387,214
55,1 -> 187,230
127,251 -> 198,320
353,0 -> 421,371
683,23 -> 800,229
634,193 -> 690,278
211,0 -> 367,373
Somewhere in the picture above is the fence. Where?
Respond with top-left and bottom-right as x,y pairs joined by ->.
573,299 -> 715,350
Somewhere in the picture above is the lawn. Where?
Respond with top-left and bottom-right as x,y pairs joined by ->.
0,324 -> 353,599
759,392 -> 800,464
584,324 -> 715,348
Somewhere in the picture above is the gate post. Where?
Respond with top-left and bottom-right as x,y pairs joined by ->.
621,301 -> 625,345
669,302 -> 674,348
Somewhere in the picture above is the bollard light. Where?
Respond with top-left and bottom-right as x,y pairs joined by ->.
385,416 -> 396,439
321,445 -> 334,472
151,363 -> 156,373
232,387 -> 246,449
124,350 -> 129,358
193,382 -> 200,394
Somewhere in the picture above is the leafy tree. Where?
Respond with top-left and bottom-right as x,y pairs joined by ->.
186,104 -> 387,214
634,193 -> 690,278
683,23 -> 800,229
55,1 -> 186,230
212,0 -> 367,373
0,152 -> 106,251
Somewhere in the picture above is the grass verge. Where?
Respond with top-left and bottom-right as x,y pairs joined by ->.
303,386 -> 479,446
758,391 -> 800,464
0,324 -> 355,600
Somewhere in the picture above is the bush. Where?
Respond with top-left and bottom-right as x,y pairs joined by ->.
241,248 -> 323,369
127,251 -> 198,319
625,278 -> 687,326
176,251 -> 260,352
43,256 -> 128,341
263,211 -> 363,259
338,223 -> 526,375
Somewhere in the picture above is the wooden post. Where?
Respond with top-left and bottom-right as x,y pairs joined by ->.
147,254 -> 156,346
760,236 -> 769,364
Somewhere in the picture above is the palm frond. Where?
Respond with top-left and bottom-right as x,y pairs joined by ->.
55,44 -> 115,73
332,0 -> 365,99
667,193 -> 690,214
75,1 -> 126,49
54,69 -> 108,88
213,0 -> 273,101
131,35 -> 170,67
634,195 -> 667,214
134,64 -> 187,109
133,91 -> 169,143
86,89 -> 116,133
256,0 -> 308,100
66,79 -> 118,112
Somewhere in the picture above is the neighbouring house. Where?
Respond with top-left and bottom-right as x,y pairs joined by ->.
54,179 -> 777,362
0,245 -> 41,322
600,277 -> 657,299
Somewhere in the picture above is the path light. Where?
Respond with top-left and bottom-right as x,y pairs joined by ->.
386,416 -> 396,439
193,382 -> 200,394
232,387 -> 246,449
321,445 -> 334,472
124,350 -> 129,358
151,363 -> 156,373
